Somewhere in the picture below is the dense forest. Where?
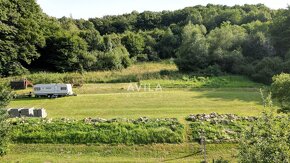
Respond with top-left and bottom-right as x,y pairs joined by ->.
1,0 -> 290,84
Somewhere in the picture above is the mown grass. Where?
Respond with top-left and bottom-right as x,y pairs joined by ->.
1,143 -> 238,162
9,88 -> 265,119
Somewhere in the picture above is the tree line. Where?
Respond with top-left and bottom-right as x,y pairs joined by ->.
1,0 -> 290,84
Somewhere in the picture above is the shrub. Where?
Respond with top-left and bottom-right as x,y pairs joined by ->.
0,109 -> 10,156
251,57 -> 283,84
0,83 -> 13,156
271,73 -> 290,113
93,46 -> 131,70
238,110 -> 290,162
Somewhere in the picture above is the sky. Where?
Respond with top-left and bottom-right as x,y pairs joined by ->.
36,0 -> 290,19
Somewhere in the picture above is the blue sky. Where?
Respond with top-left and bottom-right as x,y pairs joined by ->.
37,0 -> 290,19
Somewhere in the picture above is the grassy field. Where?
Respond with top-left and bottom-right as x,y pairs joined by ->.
2,143 -> 238,162
9,86 -> 264,119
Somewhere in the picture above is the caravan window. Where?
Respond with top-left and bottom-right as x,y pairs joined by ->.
61,87 -> 67,90
45,87 -> 52,89
34,87 -> 41,91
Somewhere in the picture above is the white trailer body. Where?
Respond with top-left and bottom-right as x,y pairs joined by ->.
33,84 -> 73,97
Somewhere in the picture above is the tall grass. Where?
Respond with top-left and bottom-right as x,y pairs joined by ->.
2,62 -> 177,84
3,62 -> 262,90
141,76 -> 264,88
11,118 -> 184,145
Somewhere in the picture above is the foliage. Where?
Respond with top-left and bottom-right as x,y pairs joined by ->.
0,83 -> 13,156
238,110 -> 290,162
93,46 -> 131,70
1,2 -> 289,84
242,32 -> 275,60
121,31 -> 145,58
157,28 -> 179,59
271,7 -> 290,56
0,109 -> 10,156
175,23 -> 209,71
39,31 -> 94,72
0,83 -> 13,108
0,0 -> 46,76
186,113 -> 256,143
11,118 -> 184,145
271,73 -> 290,113
251,57 -> 283,84
189,121 -> 243,143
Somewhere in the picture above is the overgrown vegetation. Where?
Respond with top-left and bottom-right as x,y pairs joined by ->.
0,83 -> 13,156
238,91 -> 290,162
11,118 -> 184,145
1,1 -> 290,84
141,75 -> 262,88
186,113 -> 256,143
271,73 -> 290,113
238,110 -> 290,162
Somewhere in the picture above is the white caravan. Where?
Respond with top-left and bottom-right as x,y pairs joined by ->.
33,84 -> 73,97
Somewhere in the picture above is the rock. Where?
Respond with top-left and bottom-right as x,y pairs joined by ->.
187,115 -> 196,121
91,118 -> 107,123
210,112 -> 218,118
204,115 -> 210,120
137,117 -> 149,122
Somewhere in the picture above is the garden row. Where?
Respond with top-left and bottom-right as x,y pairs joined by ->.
10,117 -> 184,144
10,113 -> 287,145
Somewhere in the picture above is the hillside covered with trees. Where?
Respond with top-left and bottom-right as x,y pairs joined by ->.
1,0 -> 290,84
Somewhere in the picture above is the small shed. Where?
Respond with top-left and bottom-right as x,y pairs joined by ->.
10,79 -> 33,90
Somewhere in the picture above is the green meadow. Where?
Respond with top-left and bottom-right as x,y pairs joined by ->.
2,63 -> 269,162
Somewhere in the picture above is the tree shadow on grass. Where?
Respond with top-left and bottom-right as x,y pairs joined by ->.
190,88 -> 262,104
12,97 -> 56,102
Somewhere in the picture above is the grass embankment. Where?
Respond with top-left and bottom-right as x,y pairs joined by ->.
2,143 -> 238,162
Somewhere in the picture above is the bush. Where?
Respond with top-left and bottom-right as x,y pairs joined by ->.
93,46 -> 131,70
238,110 -> 290,162
199,64 -> 224,76
271,73 -> 290,113
0,109 -> 10,156
0,83 -> 13,156
251,57 -> 283,84
11,118 -> 184,145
